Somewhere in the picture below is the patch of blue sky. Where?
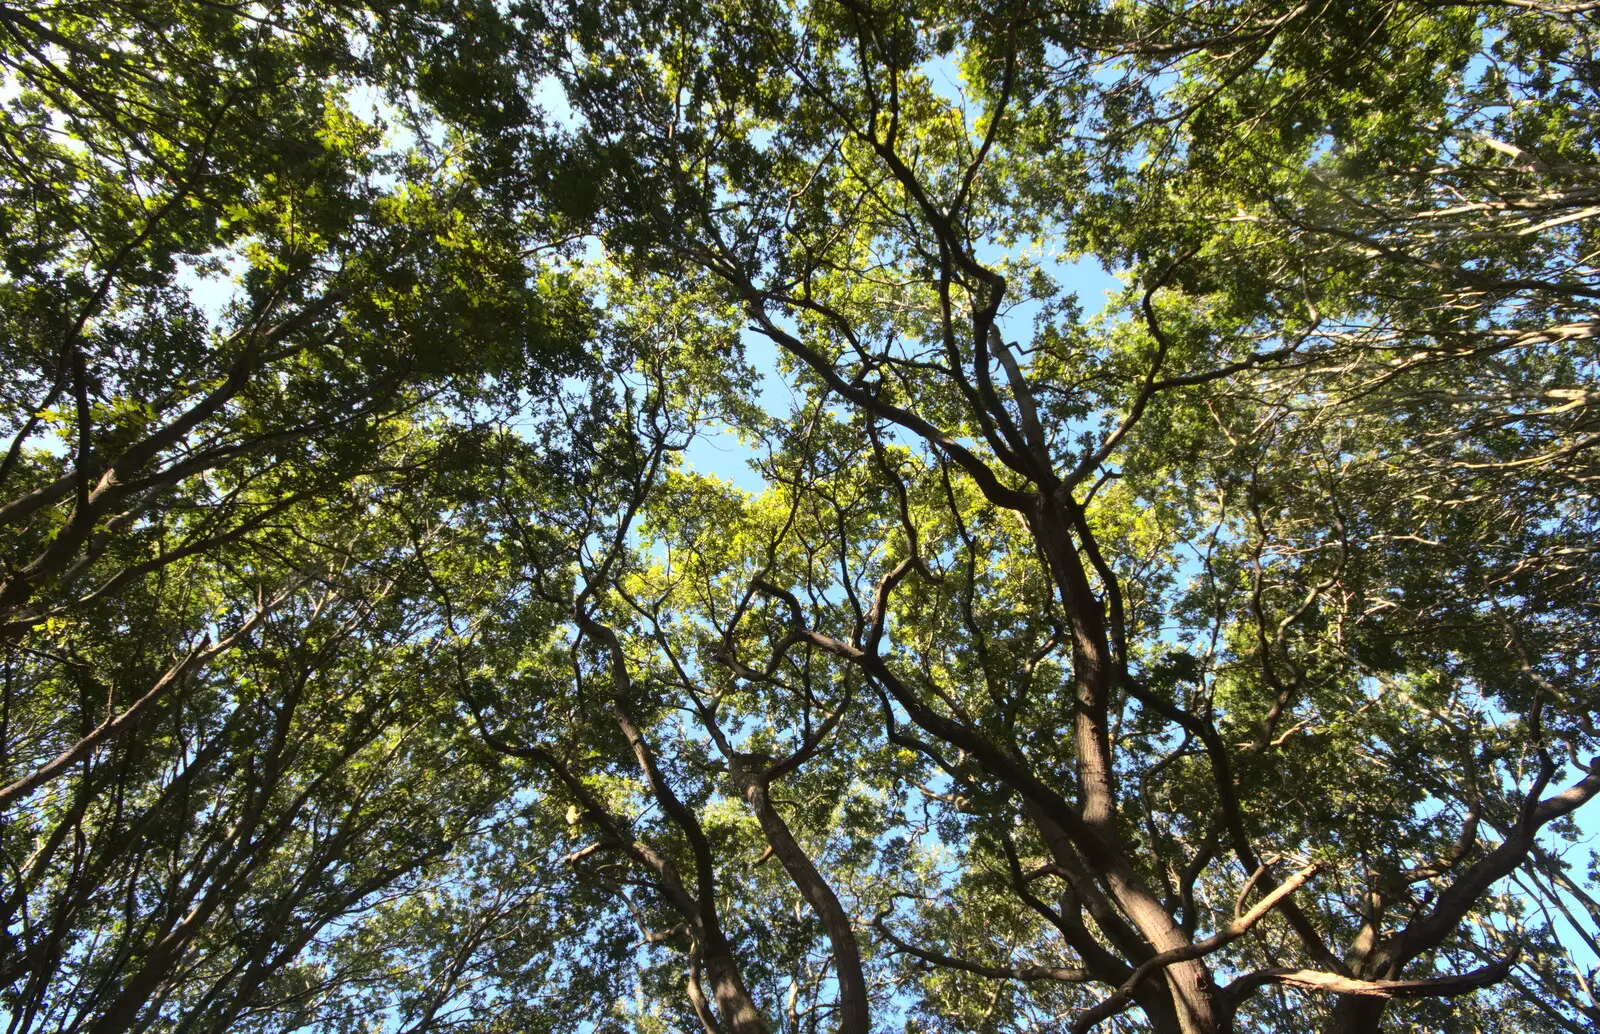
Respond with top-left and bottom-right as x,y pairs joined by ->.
174,250 -> 248,330
531,74 -> 586,132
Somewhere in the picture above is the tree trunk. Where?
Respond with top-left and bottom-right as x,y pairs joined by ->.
1320,995 -> 1388,1034
1137,984 -> 1196,1034
703,950 -> 769,1034
1031,504 -> 1222,1034
732,756 -> 870,1034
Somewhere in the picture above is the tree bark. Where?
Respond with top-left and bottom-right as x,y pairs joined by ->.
1031,503 -> 1222,1034
731,754 -> 869,1034
703,951 -> 769,1034
1320,995 -> 1388,1034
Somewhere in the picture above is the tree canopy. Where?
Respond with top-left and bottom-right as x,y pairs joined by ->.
2,1 -> 1597,1033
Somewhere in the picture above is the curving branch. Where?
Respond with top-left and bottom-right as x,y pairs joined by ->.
873,908 -> 1091,984
1071,862 -> 1321,1033
1225,949 -> 1521,1003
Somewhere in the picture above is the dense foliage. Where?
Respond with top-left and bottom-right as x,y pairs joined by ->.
2,1 -> 1596,1033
